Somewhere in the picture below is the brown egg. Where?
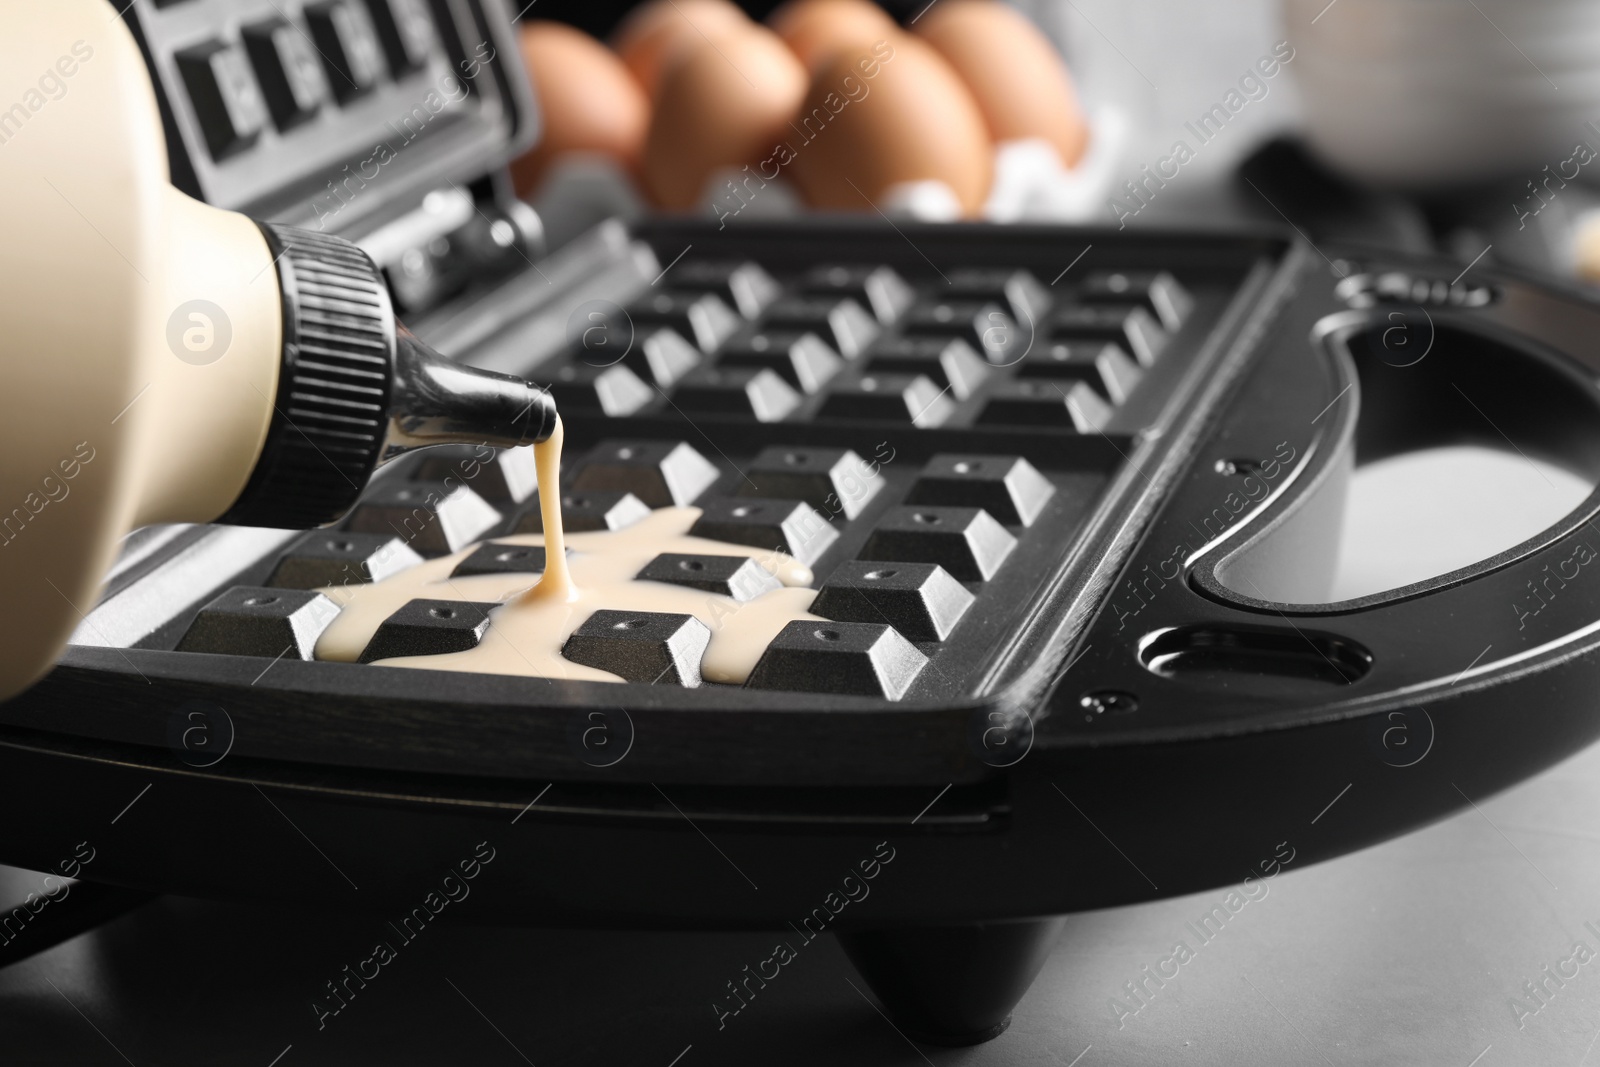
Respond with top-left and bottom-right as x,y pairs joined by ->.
915,0 -> 1089,167
788,34 -> 992,216
612,0 -> 750,95
641,23 -> 808,211
508,21 -> 650,197
768,0 -> 899,71
1576,215 -> 1600,284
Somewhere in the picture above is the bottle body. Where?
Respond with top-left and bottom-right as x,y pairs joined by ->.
0,0 -> 557,701
0,1 -> 287,700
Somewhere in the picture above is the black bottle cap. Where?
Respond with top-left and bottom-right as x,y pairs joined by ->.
218,222 -> 556,529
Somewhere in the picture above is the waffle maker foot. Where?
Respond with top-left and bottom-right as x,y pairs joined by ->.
838,917 -> 1068,1045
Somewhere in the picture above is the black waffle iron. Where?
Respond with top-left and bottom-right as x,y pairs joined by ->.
8,0 -> 1600,1047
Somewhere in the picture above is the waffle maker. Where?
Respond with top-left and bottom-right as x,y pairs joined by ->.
8,0 -> 1600,1048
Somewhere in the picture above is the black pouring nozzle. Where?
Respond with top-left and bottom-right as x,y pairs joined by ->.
384,327 -> 557,462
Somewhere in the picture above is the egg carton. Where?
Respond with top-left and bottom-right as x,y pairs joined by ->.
527,104 -> 1129,244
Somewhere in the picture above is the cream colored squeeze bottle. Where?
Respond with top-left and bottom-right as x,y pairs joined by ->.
0,1 -> 556,700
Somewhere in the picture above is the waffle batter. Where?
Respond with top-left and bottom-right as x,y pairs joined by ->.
314,420 -> 825,684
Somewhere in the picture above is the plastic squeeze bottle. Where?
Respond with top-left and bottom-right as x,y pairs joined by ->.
0,0 -> 556,700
